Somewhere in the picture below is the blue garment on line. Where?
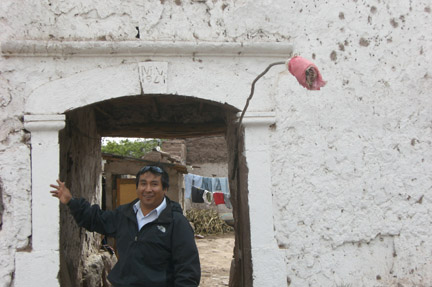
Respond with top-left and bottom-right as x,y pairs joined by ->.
212,178 -> 221,191
184,174 -> 203,199
201,177 -> 212,191
212,177 -> 229,195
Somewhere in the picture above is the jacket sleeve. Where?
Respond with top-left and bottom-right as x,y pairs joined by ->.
67,197 -> 117,237
171,214 -> 201,287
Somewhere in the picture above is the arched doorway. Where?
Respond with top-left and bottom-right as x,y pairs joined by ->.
20,42 -> 287,286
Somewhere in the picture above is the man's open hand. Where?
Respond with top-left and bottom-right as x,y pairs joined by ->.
50,180 -> 72,204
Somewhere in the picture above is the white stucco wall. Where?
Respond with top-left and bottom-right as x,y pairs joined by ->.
268,2 -> 432,286
0,0 -> 431,286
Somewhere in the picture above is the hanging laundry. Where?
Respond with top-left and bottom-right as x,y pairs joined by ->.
191,186 -> 205,203
223,193 -> 232,209
218,177 -> 229,195
201,177 -> 213,191
213,192 -> 225,205
212,177 -> 222,191
184,174 -> 203,199
202,190 -> 213,205
184,174 -> 230,200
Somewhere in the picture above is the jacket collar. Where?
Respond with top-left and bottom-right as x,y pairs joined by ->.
133,197 -> 167,218
123,196 -> 178,224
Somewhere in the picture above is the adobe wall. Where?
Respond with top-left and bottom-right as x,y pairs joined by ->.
161,139 -> 187,165
0,0 -> 431,286
186,136 -> 228,176
186,137 -> 227,165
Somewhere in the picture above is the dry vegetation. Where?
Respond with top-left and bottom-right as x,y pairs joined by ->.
186,209 -> 234,235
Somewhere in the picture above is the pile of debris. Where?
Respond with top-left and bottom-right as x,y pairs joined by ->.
186,209 -> 234,235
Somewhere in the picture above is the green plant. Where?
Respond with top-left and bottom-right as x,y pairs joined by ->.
101,138 -> 160,158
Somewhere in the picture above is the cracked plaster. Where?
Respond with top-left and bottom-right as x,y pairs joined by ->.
0,0 -> 432,286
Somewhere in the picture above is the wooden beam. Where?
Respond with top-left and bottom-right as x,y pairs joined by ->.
98,122 -> 226,138
150,97 -> 161,118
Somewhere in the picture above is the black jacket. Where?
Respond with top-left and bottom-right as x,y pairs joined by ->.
68,196 -> 200,287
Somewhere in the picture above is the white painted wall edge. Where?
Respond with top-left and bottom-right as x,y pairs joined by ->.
0,40 -> 293,58
238,111 -> 276,125
24,115 -> 66,132
24,114 -> 66,122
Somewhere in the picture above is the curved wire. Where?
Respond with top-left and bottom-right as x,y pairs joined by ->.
237,61 -> 286,131
231,61 -> 286,180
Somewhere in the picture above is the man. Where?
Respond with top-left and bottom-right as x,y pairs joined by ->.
50,165 -> 201,287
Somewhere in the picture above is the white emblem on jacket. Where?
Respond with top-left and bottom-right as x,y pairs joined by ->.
157,225 -> 166,233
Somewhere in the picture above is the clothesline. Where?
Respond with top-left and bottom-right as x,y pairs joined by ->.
184,173 -> 229,198
191,186 -> 232,209
184,173 -> 231,209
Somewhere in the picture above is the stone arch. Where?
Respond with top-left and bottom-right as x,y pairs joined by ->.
26,63 -> 147,115
25,61 -> 238,115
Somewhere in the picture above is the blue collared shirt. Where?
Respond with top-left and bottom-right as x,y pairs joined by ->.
133,197 -> 167,231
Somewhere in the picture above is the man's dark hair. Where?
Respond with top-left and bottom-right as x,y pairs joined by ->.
135,165 -> 170,189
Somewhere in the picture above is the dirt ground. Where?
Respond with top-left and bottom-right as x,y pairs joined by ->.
196,232 -> 235,287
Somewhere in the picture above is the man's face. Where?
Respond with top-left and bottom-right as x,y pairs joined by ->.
136,171 -> 166,214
